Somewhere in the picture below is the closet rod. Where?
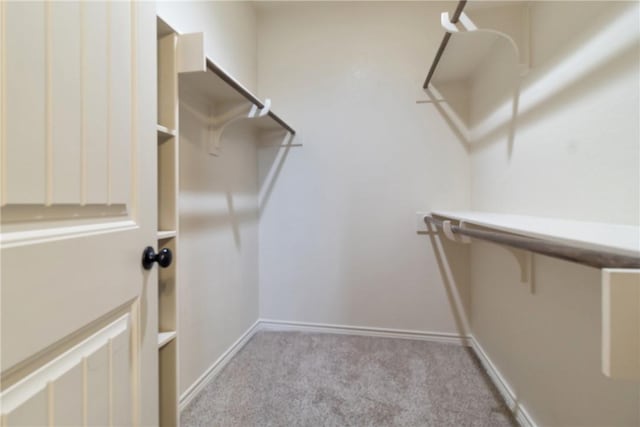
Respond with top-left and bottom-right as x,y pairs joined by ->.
206,58 -> 262,106
205,59 -> 296,135
422,0 -> 468,89
424,215 -> 640,269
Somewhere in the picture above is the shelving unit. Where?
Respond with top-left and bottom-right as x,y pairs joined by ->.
153,15 -> 298,424
424,210 -> 640,379
154,13 -> 301,423
157,16 -> 179,427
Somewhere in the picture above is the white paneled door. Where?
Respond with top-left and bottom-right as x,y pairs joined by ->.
0,2 -> 157,426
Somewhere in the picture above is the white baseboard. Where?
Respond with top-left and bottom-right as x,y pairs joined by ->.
470,336 -> 537,427
178,319 -> 261,412
259,318 -> 471,346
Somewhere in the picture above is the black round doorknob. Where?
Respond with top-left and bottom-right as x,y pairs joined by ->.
142,246 -> 173,270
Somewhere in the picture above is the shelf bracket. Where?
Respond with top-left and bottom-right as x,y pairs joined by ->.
208,99 -> 271,156
441,219 -> 533,287
441,9 -> 530,75
508,247 -> 533,291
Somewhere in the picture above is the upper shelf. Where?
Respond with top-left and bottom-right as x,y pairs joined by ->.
423,0 -> 529,89
420,1 -> 531,144
431,210 -> 640,259
175,32 -> 295,136
423,0 -> 468,88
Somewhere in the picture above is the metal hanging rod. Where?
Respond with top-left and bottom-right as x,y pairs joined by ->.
423,0 -> 468,89
424,215 -> 640,269
206,59 -> 296,135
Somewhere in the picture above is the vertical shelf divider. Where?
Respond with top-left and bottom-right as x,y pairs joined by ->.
157,16 -> 180,427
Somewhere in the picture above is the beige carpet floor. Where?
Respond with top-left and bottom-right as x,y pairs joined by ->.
181,330 -> 518,427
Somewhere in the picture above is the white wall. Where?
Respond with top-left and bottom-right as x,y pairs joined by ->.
470,2 -> 640,223
157,2 -> 639,424
157,1 -> 257,92
257,2 -> 472,335
156,1 -> 261,396
465,2 -> 640,425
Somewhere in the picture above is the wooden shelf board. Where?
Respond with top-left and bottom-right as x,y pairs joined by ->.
158,331 -> 177,349
432,211 -> 640,258
178,59 -> 295,135
179,68 -> 249,106
157,230 -> 177,240
157,124 -> 177,141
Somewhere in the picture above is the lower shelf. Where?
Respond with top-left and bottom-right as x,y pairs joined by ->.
157,230 -> 177,240
158,331 -> 177,349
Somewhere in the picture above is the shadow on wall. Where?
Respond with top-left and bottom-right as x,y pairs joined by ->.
469,241 -> 640,426
424,33 -> 522,155
258,131 -> 300,216
179,94 -> 253,250
423,225 -> 472,339
179,93 -> 299,249
424,2 -> 639,155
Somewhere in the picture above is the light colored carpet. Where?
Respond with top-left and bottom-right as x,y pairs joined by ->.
181,331 -> 518,427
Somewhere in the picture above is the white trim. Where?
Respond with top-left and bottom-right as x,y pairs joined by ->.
470,336 -> 537,427
259,319 -> 470,346
178,319 -> 261,412
0,219 -> 137,248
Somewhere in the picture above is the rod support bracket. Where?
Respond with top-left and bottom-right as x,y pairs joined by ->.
505,247 -> 533,289
441,11 -> 477,33
439,216 -> 532,287
208,99 -> 272,156
442,220 -> 471,244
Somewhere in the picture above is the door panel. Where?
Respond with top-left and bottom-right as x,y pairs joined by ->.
109,1 -> 133,206
50,1 -> 82,205
3,1 -> 46,205
2,0 -> 133,212
0,1 -> 157,425
51,364 -> 83,426
1,313 -> 134,426
83,1 -> 109,205
1,0 -> 139,369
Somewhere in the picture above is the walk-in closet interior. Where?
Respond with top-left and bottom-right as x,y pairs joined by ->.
0,1 -> 638,426
155,1 -> 640,425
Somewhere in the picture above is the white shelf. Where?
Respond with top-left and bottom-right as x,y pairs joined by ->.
157,230 -> 177,240
158,331 -> 177,349
426,2 -> 529,88
433,32 -> 500,85
432,211 -> 640,258
157,124 -> 177,141
177,35 -> 295,136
